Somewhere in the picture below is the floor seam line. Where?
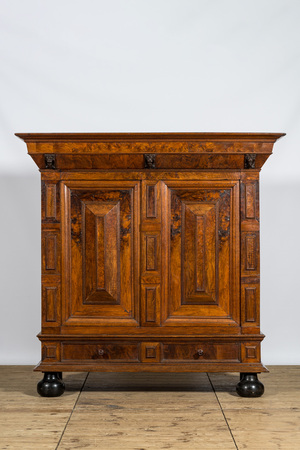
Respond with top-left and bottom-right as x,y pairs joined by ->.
55,372 -> 89,450
207,373 -> 239,450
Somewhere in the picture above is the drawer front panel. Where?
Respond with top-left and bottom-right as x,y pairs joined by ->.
62,343 -> 139,362
163,343 -> 240,362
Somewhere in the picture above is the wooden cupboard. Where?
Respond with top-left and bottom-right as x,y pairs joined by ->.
16,132 -> 284,397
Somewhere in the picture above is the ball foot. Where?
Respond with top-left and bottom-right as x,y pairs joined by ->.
236,373 -> 264,397
37,372 -> 65,397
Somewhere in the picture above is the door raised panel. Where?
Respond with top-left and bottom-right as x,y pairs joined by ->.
181,201 -> 217,305
61,181 -> 139,327
83,201 -> 120,305
161,181 -> 240,326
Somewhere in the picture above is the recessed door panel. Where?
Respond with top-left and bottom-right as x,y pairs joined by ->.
161,180 -> 240,326
61,181 -> 139,327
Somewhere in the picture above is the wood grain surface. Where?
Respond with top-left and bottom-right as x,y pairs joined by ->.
16,133 -> 285,377
0,366 -> 299,449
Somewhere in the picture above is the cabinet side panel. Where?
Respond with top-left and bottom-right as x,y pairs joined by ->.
241,174 -> 260,334
41,179 -> 62,331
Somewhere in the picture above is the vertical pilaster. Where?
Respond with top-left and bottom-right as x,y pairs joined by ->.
240,173 -> 261,359
41,173 -> 62,334
140,180 -> 162,326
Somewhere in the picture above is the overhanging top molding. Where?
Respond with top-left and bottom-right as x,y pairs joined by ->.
15,132 -> 285,171
15,132 -> 285,143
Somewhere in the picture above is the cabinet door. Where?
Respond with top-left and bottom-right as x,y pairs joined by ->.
161,180 -> 240,327
61,181 -> 139,328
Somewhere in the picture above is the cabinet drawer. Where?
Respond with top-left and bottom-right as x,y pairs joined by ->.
62,342 -> 139,362
163,343 -> 240,362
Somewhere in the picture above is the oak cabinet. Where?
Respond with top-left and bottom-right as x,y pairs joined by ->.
16,132 -> 284,397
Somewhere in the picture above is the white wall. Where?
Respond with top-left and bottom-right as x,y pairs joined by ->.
1,0 -> 299,364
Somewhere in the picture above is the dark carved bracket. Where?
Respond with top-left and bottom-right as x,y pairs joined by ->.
144,154 -> 156,169
45,154 -> 56,169
244,154 -> 256,169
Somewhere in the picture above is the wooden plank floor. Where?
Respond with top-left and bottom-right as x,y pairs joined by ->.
0,366 -> 299,449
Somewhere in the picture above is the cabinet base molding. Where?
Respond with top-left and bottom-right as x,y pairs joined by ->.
36,336 -> 268,374
34,362 -> 268,373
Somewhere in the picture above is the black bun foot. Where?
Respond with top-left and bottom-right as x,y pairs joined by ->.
37,372 -> 65,397
236,373 -> 264,397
